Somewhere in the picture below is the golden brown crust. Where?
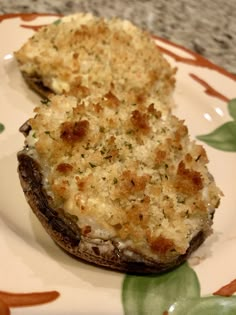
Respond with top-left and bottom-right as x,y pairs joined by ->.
174,161 -> 204,195
15,13 -> 176,110
17,150 -> 209,273
17,93 -> 222,270
60,120 -> 89,143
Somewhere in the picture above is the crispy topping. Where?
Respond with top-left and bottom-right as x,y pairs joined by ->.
126,195 -> 150,227
76,175 -> 92,192
148,235 -> 175,254
15,13 -> 176,108
26,91 -> 221,261
93,103 -> 103,113
148,103 -> 162,118
51,180 -> 69,199
69,84 -> 90,98
194,145 -> 209,163
118,170 -> 151,197
102,91 -> 120,108
73,103 -> 86,115
175,123 -> 188,141
174,161 -> 203,195
56,163 -> 73,174
60,120 -> 89,143
155,149 -> 167,165
130,110 -> 150,134
185,153 -> 193,163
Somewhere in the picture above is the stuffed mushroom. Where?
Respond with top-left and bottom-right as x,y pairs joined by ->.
15,13 -> 175,113
17,94 -> 221,273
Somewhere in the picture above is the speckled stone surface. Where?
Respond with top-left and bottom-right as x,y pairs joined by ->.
0,0 -> 235,73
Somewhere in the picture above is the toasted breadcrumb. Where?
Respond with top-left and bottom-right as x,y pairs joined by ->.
15,13 -> 176,112
25,94 -> 222,262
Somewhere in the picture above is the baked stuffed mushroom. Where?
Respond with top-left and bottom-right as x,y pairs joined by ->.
17,94 -> 221,273
15,13 -> 175,112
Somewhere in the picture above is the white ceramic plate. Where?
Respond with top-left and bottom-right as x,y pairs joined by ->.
0,14 -> 236,315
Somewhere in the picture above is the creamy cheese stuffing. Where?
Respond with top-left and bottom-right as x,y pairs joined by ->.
15,13 -> 175,112
26,94 -> 222,262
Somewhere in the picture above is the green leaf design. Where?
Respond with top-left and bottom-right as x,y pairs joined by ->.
0,123 -> 5,133
169,296 -> 236,315
197,121 -> 236,151
197,98 -> 236,151
122,263 -> 200,315
122,263 -> 236,315
228,98 -> 236,120
53,19 -> 61,25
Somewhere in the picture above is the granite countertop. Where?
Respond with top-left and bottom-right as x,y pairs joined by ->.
0,0 -> 235,74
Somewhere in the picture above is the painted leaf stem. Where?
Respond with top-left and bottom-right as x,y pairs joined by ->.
0,299 -> 10,315
213,279 -> 236,297
0,290 -> 59,315
0,290 -> 59,307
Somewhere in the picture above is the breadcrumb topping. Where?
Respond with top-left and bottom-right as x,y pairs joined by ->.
15,13 -> 176,111
26,94 -> 222,262
18,13 -> 221,263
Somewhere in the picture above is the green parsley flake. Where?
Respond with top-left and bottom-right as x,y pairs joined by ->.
89,162 -> 96,168
41,98 -> 50,105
